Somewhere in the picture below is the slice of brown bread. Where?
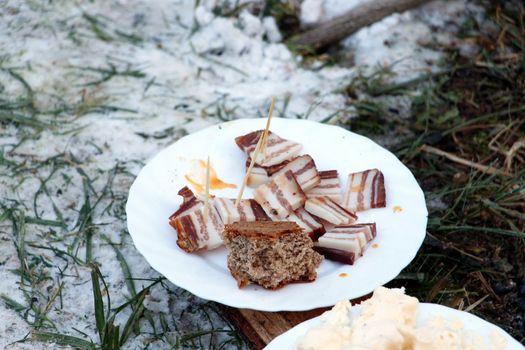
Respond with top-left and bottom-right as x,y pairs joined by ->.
223,221 -> 323,289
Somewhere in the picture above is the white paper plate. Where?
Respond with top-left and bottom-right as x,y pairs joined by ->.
126,118 -> 428,311
265,303 -> 524,349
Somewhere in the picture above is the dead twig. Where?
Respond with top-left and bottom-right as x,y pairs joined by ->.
504,138 -> 525,172
287,0 -> 430,50
487,119 -> 525,171
419,145 -> 510,176
426,232 -> 485,262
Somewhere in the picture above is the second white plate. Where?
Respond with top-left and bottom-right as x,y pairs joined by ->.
126,118 -> 428,311
265,303 -> 524,349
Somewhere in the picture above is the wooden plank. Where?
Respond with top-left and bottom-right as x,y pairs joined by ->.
220,306 -> 328,349
221,293 -> 371,349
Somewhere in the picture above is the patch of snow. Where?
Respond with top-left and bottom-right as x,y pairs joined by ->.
0,0 -> 482,348
300,0 -> 484,81
239,10 -> 264,37
300,0 -> 324,26
262,16 -> 282,43
345,15 -> 441,80
192,16 -> 253,55
194,6 -> 215,26
318,0 -> 364,22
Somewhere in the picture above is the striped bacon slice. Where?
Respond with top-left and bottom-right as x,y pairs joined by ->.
244,158 -> 286,188
306,170 -> 342,203
253,170 -> 306,219
170,206 -> 224,252
269,155 -> 320,192
235,130 -> 302,167
213,198 -> 269,224
245,157 -> 290,175
267,208 -> 326,240
169,186 -> 203,220
314,234 -> 361,265
246,165 -> 269,188
304,196 -> 357,225
342,169 -> 386,212
314,223 -> 376,265
331,223 -> 376,241
287,209 -> 325,240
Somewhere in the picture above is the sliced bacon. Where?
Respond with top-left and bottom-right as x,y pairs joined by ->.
267,208 -> 325,240
246,165 -> 269,188
314,234 -> 361,265
331,223 -> 376,241
169,186 -> 203,220
213,198 -> 269,224
288,209 -> 326,240
304,196 -> 357,225
342,168 -> 386,212
246,157 -> 290,175
235,130 -> 302,167
306,170 -> 342,203
170,206 -> 224,252
269,155 -> 320,192
253,170 -> 306,219
314,223 -> 377,265
313,246 -> 357,265
315,217 -> 337,232
318,232 -> 365,253
245,155 -> 321,191
264,159 -> 291,175
244,158 -> 286,188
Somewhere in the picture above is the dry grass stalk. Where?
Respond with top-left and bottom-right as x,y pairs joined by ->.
419,144 -> 510,176
464,294 -> 490,312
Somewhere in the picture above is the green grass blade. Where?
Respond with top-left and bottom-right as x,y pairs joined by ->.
102,314 -> 119,350
31,331 -> 96,350
1,295 -> 27,313
90,266 -> 105,343
119,291 -> 146,345
101,235 -> 136,297
112,278 -> 162,314
0,113 -> 51,129
24,216 -> 67,228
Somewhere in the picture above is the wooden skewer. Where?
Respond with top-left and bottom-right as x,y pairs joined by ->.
235,98 -> 275,206
260,97 -> 275,158
203,156 -> 210,221
236,135 -> 265,206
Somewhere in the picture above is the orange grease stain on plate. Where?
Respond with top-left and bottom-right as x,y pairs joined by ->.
392,205 -> 403,213
339,273 -> 348,278
372,243 -> 379,248
184,159 -> 237,193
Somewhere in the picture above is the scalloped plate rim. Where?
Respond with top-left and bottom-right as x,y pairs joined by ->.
264,302 -> 524,349
126,118 -> 428,311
